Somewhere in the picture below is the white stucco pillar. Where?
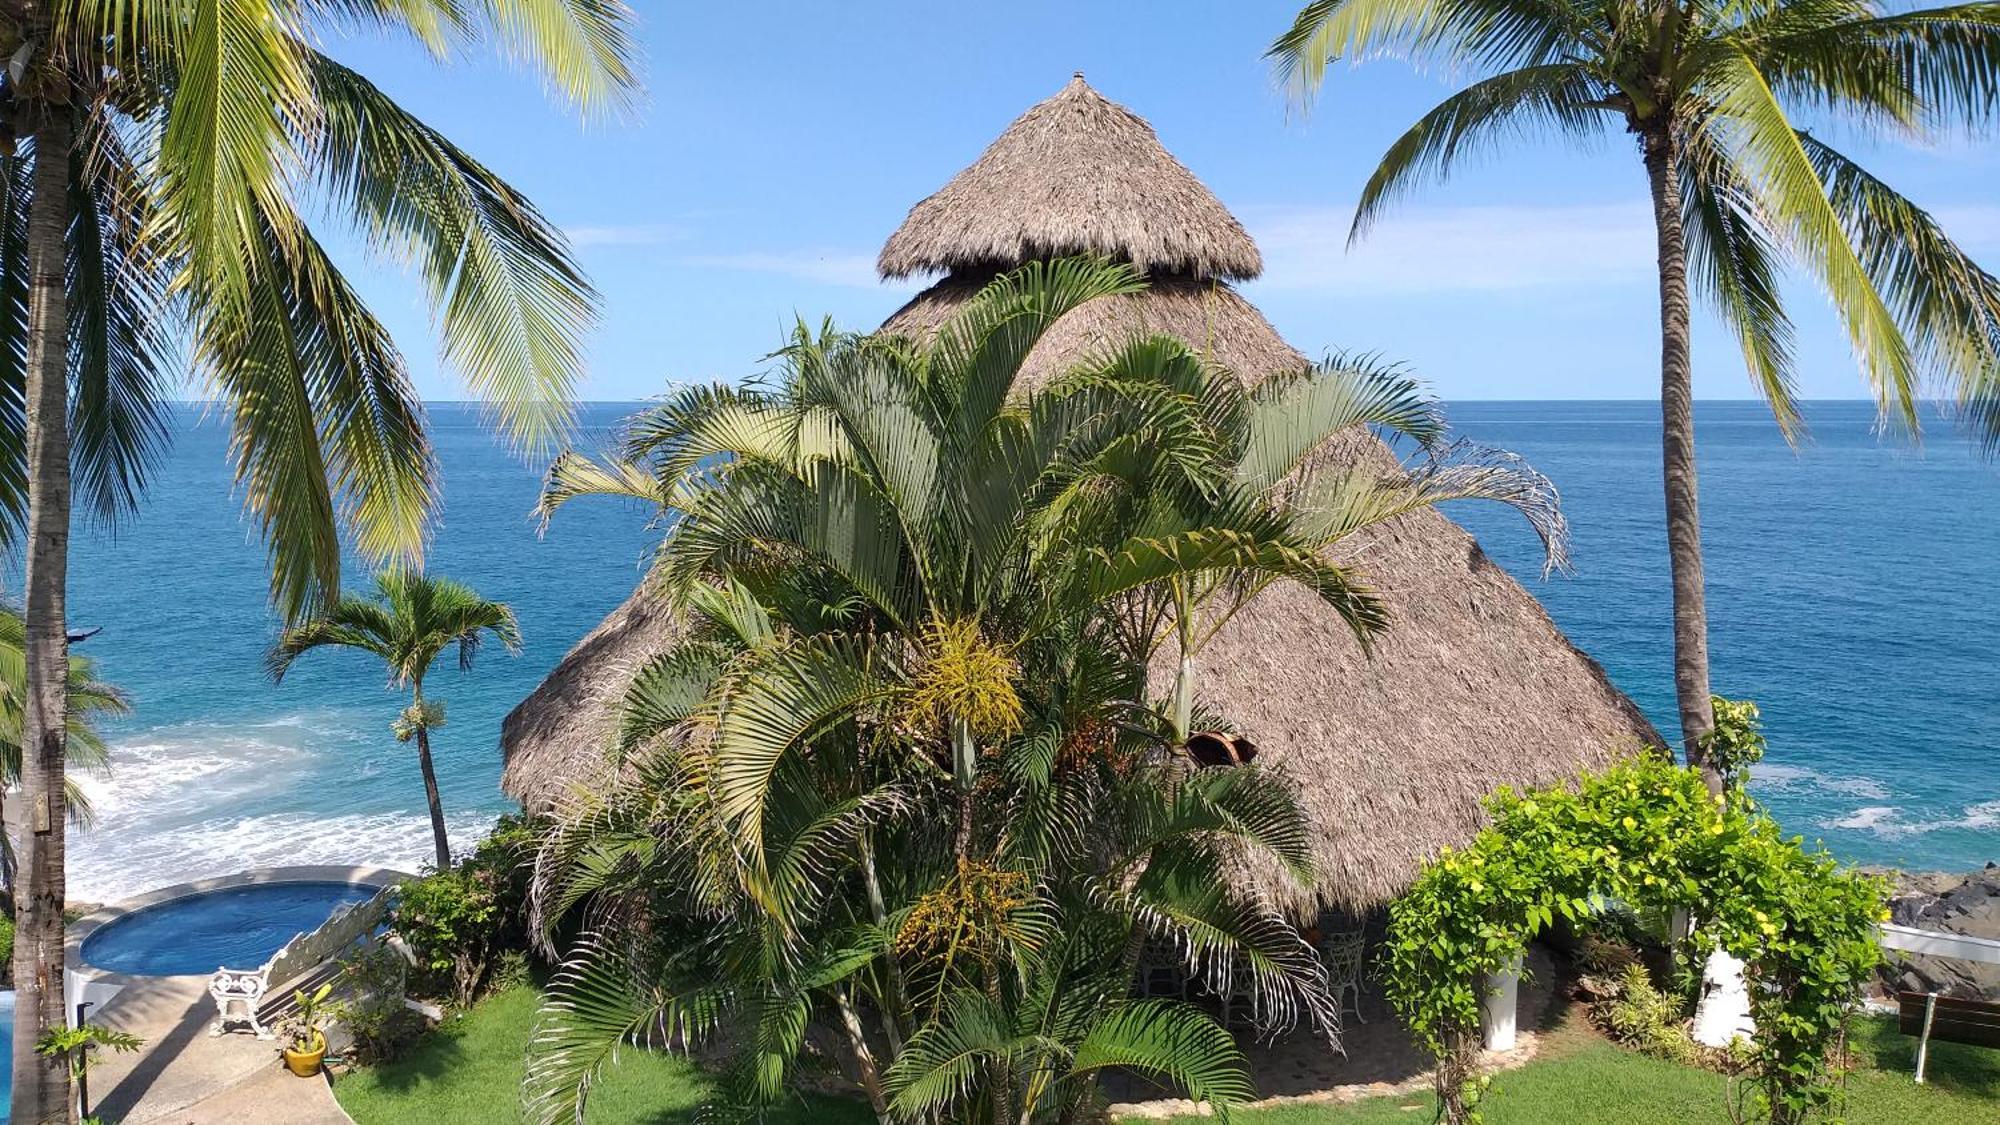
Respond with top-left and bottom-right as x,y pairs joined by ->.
1692,947 -> 1756,1047
1481,952 -> 1523,1051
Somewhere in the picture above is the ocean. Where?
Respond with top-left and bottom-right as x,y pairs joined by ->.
45,400 -> 2000,904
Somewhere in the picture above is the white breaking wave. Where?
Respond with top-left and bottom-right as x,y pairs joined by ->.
69,809 -> 498,904
65,715 -> 504,905
1755,763 -> 1891,801
1816,798 -> 2000,841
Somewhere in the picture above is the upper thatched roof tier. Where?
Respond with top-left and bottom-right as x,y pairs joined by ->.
877,75 -> 1262,282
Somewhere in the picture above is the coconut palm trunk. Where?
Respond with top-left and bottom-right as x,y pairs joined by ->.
15,101 -> 77,1124
411,683 -> 452,871
1642,133 -> 1720,795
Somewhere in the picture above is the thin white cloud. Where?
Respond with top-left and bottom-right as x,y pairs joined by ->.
1245,201 -> 1656,294
564,223 -> 690,248
1245,199 -> 2000,296
680,250 -> 886,288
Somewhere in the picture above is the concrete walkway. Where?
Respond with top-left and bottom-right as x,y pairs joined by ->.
86,976 -> 352,1124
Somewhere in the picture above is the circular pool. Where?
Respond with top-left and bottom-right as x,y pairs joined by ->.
79,880 -> 382,976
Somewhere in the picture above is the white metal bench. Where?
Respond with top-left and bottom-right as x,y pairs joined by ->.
208,884 -> 397,1038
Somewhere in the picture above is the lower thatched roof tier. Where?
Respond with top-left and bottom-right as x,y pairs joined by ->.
501,584 -> 681,806
887,277 -> 1662,915
501,278 -> 1661,915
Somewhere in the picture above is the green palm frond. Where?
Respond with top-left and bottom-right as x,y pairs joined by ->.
1351,63 -> 1611,239
66,111 -> 173,527
524,930 -> 731,1125
480,0 -> 641,118
883,990 -> 1018,1119
1233,353 -> 1442,491
1799,131 -> 2000,443
153,0 -> 315,321
1268,0 -> 1588,99
1696,47 -> 1920,425
1088,528 -> 1388,644
1680,129 -> 1803,434
537,451 -> 672,526
1065,1000 -> 1254,1115
928,257 -> 1146,459
707,634 -> 884,863
0,151 -> 31,546
200,210 -> 436,617
311,54 -> 592,453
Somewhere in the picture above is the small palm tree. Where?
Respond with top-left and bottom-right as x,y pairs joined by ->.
0,608 -> 126,903
269,571 -> 521,870
1270,0 -> 2000,787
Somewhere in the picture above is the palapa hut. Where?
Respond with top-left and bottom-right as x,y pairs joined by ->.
502,75 -> 1660,917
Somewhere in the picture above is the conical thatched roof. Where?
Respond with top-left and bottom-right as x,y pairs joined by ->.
502,77 -> 1661,915
877,74 -> 1262,282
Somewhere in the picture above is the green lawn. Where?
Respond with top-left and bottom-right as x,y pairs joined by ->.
334,987 -> 1998,1124
1135,1016 -> 2000,1124
333,985 -> 874,1125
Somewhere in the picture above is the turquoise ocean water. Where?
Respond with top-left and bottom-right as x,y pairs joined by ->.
44,400 -> 2000,903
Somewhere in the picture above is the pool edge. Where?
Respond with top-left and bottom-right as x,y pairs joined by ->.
65,864 -> 416,1020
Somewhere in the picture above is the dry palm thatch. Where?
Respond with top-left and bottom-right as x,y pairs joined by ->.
877,74 -> 1261,283
501,585 -> 682,806
502,75 -> 1661,915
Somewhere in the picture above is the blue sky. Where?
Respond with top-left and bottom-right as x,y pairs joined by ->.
322,0 -> 2000,405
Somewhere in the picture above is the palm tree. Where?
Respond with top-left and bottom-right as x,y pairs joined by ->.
521,260 -> 1571,1121
0,608 -> 125,907
269,570 -> 521,870
1269,0 -> 2000,790
1,5 -> 632,1112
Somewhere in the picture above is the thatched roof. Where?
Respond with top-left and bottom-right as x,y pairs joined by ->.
881,280 -> 1658,915
877,75 -> 1262,282
501,76 -> 1662,915
501,585 -> 681,805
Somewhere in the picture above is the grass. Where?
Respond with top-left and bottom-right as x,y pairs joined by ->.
1134,1015 -> 2000,1124
332,985 -> 1999,1124
333,984 -> 875,1125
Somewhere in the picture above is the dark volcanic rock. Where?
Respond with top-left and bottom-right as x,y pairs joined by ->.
1865,863 -> 2000,1000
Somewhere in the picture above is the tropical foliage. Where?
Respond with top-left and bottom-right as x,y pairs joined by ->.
0,607 -> 123,824
520,259 -> 1571,1122
269,570 -> 522,869
1381,755 -> 1885,1124
1,4 -> 635,1114
1269,0 -> 2000,786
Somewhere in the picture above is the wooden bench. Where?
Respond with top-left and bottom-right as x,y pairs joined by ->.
1896,991 -> 2000,1083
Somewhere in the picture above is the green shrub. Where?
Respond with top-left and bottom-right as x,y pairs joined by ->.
392,814 -> 538,1008
334,943 -> 426,1065
1600,962 -> 1699,1066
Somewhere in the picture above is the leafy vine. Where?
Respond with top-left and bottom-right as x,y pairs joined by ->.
1381,754 -> 1885,1124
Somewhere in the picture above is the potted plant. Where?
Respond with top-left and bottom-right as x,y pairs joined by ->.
279,983 -> 334,1077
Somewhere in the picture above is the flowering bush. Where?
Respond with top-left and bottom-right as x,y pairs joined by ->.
1383,754 -> 1885,1124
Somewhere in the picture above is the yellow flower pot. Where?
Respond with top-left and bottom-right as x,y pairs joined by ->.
282,1031 -> 327,1077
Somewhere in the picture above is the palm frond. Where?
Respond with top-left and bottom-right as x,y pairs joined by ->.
1696,47 -> 1919,425
1351,63 -> 1610,240
311,53 -> 592,453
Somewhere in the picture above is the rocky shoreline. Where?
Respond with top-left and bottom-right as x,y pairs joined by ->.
1867,863 -> 2000,1000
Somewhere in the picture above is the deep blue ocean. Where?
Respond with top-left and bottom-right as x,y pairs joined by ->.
43,400 -> 2000,903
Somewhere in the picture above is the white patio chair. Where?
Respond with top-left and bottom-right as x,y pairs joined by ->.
1317,928 -> 1368,1025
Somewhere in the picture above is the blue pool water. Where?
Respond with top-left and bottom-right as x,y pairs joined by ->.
80,881 -> 380,977
0,989 -> 12,1115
